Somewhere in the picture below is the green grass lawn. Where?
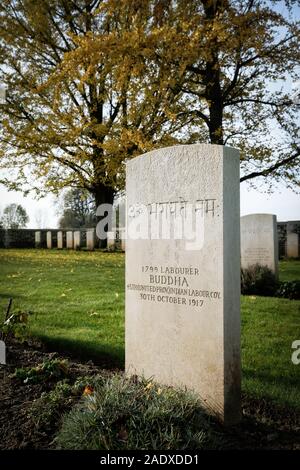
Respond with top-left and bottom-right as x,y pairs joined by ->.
0,249 -> 299,409
279,259 -> 300,281
0,249 -> 125,365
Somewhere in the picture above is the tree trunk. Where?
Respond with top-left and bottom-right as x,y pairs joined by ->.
92,183 -> 115,248
208,86 -> 224,145
202,0 -> 224,145
204,51 -> 224,145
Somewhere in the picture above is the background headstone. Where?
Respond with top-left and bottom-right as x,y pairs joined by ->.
35,231 -> 41,248
86,229 -> 96,250
57,231 -> 64,249
74,231 -> 81,250
286,224 -> 299,258
46,231 -> 52,249
241,214 -> 278,276
126,144 -> 241,425
66,231 -> 73,249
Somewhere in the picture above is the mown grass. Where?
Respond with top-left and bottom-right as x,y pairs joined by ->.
241,295 -> 299,409
0,249 -> 125,365
279,259 -> 300,281
0,249 -> 299,409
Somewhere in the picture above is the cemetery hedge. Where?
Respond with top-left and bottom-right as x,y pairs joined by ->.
0,250 -> 299,416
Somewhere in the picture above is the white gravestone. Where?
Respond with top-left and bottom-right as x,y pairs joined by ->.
46,231 -> 52,249
35,231 -> 41,248
74,231 -> 81,250
241,214 -> 278,276
286,224 -> 299,258
66,231 -> 74,249
57,231 -> 64,249
86,229 -> 96,250
126,144 -> 241,425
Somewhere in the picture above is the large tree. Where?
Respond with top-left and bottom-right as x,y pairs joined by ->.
0,0 -> 299,200
0,0 -> 188,206
175,0 -> 300,186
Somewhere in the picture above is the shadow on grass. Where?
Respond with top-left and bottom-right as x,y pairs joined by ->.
243,369 -> 300,390
243,369 -> 300,411
36,334 -> 125,370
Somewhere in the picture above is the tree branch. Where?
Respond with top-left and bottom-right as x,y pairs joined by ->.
240,149 -> 300,182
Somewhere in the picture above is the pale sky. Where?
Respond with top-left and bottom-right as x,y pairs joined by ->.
0,180 -> 299,228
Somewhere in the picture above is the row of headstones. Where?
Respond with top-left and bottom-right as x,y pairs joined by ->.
111,215 -> 297,266
35,229 -> 96,250
35,218 -> 297,261
35,229 -> 125,251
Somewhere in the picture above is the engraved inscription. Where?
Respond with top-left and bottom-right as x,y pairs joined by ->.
243,247 -> 272,265
127,264 -> 221,309
129,198 -> 218,219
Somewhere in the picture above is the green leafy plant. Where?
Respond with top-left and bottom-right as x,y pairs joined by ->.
276,280 -> 300,300
55,374 -> 225,450
13,358 -> 69,384
241,264 -> 278,297
0,310 -> 33,342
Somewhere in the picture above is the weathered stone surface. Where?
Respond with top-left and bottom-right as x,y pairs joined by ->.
241,214 -> 278,276
66,231 -> 73,249
126,144 -> 241,425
